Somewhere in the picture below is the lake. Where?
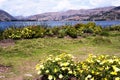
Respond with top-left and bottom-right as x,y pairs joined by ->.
0,21 -> 120,29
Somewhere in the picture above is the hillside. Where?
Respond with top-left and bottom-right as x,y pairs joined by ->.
0,6 -> 120,21
27,6 -> 120,21
88,6 -> 120,21
0,10 -> 16,21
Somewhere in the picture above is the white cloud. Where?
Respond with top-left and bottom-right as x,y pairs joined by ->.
89,0 -> 111,7
0,0 -> 6,7
0,0 -> 5,4
112,0 -> 120,6
52,0 -> 72,11
52,0 -> 89,11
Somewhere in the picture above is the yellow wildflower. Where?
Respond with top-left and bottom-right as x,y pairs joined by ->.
48,75 -> 53,80
110,71 -> 117,75
115,77 -> 120,80
59,74 -> 63,79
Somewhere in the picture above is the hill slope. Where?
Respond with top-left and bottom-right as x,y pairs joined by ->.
27,6 -> 120,21
0,10 -> 16,21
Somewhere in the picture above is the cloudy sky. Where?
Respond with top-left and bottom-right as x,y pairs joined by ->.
0,0 -> 120,16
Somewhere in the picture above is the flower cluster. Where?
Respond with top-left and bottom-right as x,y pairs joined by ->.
78,54 -> 120,80
36,53 -> 120,80
36,53 -> 76,80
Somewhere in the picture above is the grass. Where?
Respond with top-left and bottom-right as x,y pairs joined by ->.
0,31 -> 120,80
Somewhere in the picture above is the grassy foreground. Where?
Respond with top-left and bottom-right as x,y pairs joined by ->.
0,31 -> 120,80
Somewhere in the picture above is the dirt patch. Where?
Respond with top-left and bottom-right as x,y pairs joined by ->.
0,39 -> 15,48
0,64 -> 11,73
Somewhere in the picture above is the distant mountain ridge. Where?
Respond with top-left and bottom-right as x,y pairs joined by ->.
27,6 -> 120,21
0,6 -> 120,21
0,10 -> 16,21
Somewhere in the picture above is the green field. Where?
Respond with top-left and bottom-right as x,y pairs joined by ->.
0,31 -> 120,80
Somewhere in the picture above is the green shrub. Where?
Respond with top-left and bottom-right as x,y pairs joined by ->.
3,27 -> 22,39
100,31 -> 110,36
67,27 -> 78,38
36,53 -> 76,80
21,27 -> 34,39
1,22 -> 103,39
74,22 -> 102,35
2,26 -> 46,39
36,53 -> 120,80
0,29 -> 3,40
45,28 -> 54,37
51,27 -> 60,35
106,25 -> 120,31
30,26 -> 46,38
58,29 -> 66,38
77,54 -> 120,80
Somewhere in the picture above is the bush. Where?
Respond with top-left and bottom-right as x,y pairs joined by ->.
0,29 -> 3,40
58,29 -> 66,38
36,53 -> 76,80
2,26 -> 46,39
36,53 -> 120,80
30,26 -> 46,38
100,31 -> 110,36
67,27 -> 78,38
1,22 -> 104,39
104,25 -> 120,31
73,22 -> 102,35
77,54 -> 120,80
3,27 -> 22,39
45,28 -> 54,37
21,27 -> 34,39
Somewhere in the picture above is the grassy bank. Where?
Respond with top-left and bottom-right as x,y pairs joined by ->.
0,30 -> 120,80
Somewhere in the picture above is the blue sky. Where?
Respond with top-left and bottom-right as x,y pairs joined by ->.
0,0 -> 120,16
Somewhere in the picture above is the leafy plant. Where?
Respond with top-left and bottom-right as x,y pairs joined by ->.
3,27 -> 22,39
67,27 -> 78,38
36,53 -> 76,80
77,54 -> 120,80
100,31 -> 109,36
36,53 -> 120,80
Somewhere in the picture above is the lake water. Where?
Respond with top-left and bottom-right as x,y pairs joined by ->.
0,21 -> 120,29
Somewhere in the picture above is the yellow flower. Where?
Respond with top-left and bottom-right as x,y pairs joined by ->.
112,65 -> 120,72
37,71 -> 41,74
54,68 -> 58,73
105,66 -> 109,70
92,70 -> 94,74
61,67 -> 66,70
59,74 -> 63,79
60,62 -> 69,66
48,75 -> 53,80
115,77 -> 120,80
85,75 -> 92,80
91,77 -> 94,80
40,65 -> 44,69
108,59 -> 114,63
68,70 -> 72,74
35,64 -> 40,70
110,71 -> 117,75
45,70 -> 49,73
55,57 -> 61,61
104,78 -> 107,80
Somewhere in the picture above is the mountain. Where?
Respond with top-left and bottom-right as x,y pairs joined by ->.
27,6 -> 120,21
88,6 -> 120,21
1,6 -> 119,21
0,10 -> 16,21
